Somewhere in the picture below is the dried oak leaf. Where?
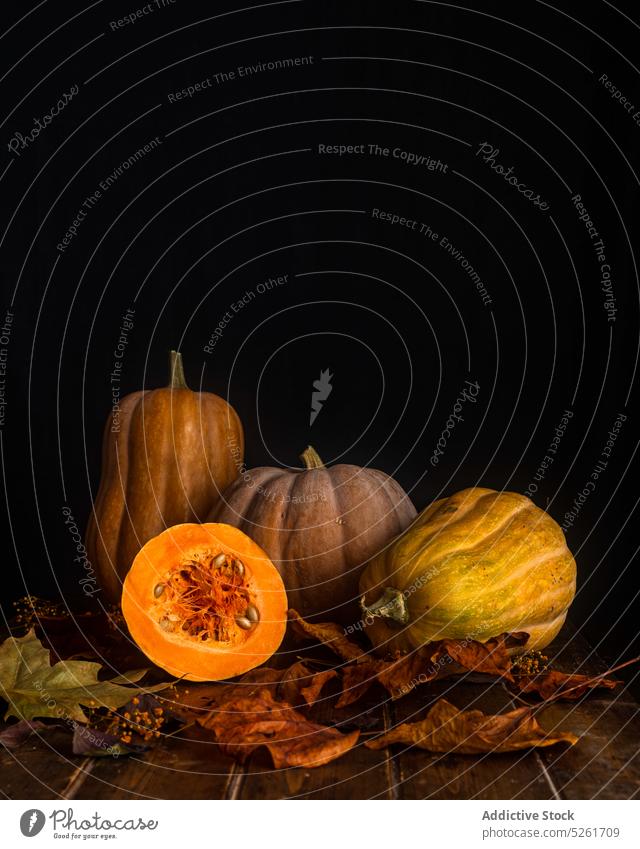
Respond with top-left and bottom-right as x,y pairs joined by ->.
514,669 -> 622,701
197,687 -> 359,768
0,630 -> 170,723
366,698 -> 578,754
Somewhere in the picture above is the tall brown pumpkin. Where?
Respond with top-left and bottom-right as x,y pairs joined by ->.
86,351 -> 244,603
210,446 -> 416,622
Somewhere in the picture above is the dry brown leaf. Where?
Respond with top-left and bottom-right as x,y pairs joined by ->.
278,661 -> 338,707
514,669 -> 622,701
289,609 -> 531,705
341,633 -> 529,704
336,660 -> 386,707
366,698 -> 578,754
170,662 -> 336,722
197,687 -> 359,768
428,632 -> 529,684
288,609 -> 365,662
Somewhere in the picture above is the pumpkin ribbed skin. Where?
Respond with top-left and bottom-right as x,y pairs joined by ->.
360,487 -> 576,655
210,447 -> 416,622
86,352 -> 244,604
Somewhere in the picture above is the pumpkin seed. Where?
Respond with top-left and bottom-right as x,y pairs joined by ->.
154,583 -> 166,598
213,553 -> 227,568
159,618 -> 173,631
235,615 -> 253,630
245,603 -> 260,623
234,559 -> 245,578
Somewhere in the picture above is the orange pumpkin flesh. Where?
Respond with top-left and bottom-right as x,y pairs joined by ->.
122,523 -> 288,681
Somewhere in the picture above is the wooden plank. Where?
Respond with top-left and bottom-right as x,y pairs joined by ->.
391,678 -> 557,799
516,620 -> 640,797
3,621 -> 639,800
387,621 -> 639,800
0,728 -> 83,799
73,724 -> 238,799
538,699 -> 640,799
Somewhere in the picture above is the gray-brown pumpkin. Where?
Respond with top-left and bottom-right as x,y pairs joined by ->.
209,446 -> 416,622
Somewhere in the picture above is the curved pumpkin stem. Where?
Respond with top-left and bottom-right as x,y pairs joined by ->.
360,588 -> 409,626
169,350 -> 188,390
300,445 -> 325,469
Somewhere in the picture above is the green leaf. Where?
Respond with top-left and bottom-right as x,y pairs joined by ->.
0,630 -> 170,723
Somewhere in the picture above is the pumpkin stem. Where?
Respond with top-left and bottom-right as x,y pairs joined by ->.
360,588 -> 409,626
168,350 -> 188,390
300,445 -> 325,469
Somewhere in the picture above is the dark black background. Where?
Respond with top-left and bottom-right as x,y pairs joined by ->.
1,1 -> 638,669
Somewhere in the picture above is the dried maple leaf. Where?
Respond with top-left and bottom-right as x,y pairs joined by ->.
198,687 -> 359,768
514,669 -> 622,701
366,698 -> 578,754
288,609 -> 366,662
0,630 -> 170,723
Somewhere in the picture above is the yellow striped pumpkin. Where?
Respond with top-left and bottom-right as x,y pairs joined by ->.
360,487 -> 576,656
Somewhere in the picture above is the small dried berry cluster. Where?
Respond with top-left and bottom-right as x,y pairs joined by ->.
106,696 -> 166,745
512,650 -> 549,676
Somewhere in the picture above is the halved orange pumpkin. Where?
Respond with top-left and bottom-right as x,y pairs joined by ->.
122,523 -> 288,681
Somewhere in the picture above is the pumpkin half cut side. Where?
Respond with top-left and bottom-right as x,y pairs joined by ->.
122,523 -> 288,681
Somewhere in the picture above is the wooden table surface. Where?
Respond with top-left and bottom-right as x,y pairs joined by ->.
2,621 -> 639,800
